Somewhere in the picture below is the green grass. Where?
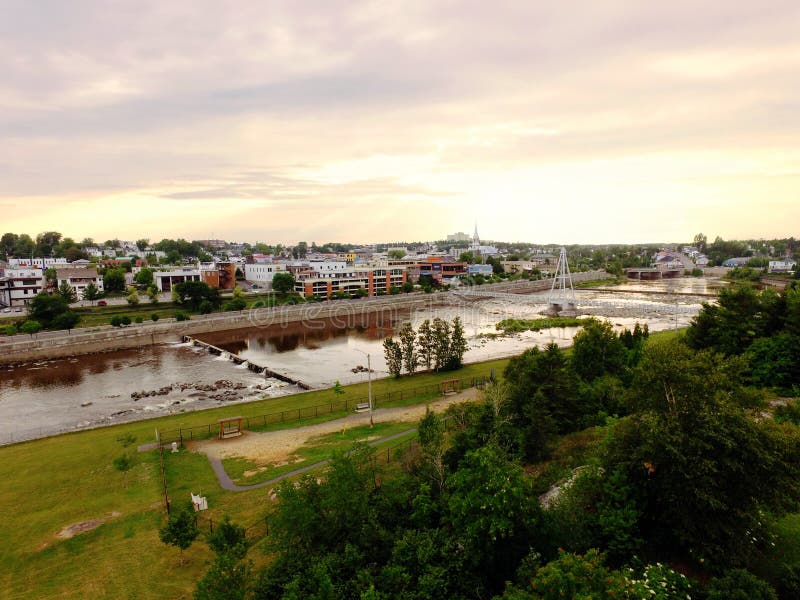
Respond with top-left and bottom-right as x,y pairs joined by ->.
496,317 -> 589,333
575,277 -> 624,288
0,358 -> 504,599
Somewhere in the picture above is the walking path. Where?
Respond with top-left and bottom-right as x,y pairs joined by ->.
195,387 -> 482,491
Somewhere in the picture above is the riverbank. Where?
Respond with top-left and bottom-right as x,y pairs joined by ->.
0,273 -> 612,365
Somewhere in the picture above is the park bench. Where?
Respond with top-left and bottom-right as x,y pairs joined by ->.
355,402 -> 370,413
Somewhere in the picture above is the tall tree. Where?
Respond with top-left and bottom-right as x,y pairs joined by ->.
398,322 -> 418,375
271,272 -> 295,295
83,282 -> 102,304
135,238 -> 149,252
431,318 -> 451,372
447,317 -> 468,370
417,319 -> 435,371
383,337 -> 403,378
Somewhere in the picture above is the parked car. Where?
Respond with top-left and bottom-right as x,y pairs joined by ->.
97,300 -> 107,306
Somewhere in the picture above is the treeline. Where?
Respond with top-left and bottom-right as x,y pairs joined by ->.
195,308 -> 800,598
382,318 -> 468,376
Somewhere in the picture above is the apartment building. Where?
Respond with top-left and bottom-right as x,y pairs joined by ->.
0,267 -> 45,306
294,266 -> 407,298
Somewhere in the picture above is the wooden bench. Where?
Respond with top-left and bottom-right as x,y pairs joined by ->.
355,402 -> 370,413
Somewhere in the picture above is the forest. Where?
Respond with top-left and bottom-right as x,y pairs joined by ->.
177,282 -> 800,599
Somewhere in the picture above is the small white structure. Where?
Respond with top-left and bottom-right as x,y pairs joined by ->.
769,259 -> 797,273
171,441 -> 178,453
191,492 -> 208,511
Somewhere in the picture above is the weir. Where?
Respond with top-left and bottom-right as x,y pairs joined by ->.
183,336 -> 312,390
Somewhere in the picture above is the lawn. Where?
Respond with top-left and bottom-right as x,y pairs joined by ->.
0,358 -> 504,599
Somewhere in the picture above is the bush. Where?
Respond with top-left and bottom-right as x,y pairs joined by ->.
20,320 -> 42,336
198,299 -> 214,314
134,316 -> 143,324
175,312 -> 189,322
706,569 -> 777,600
151,313 -> 160,322
51,311 -> 80,331
4,325 -> 17,336
110,315 -> 132,327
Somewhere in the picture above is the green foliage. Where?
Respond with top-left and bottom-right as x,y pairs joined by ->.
20,320 -> 42,336
729,266 -> 762,281
134,267 -> 154,287
332,381 -> 345,396
529,549 -> 628,599
151,313 -> 160,322
173,281 -> 220,311
605,337 -> 800,567
159,503 -> 199,566
570,319 -> 627,382
383,337 -> 403,377
116,433 -> 137,447
402,281 -> 414,293
417,319 -> 434,371
28,292 -> 69,327
82,281 -> 102,303
4,324 -> 17,336
223,286 -> 247,311
51,310 -> 80,330
103,268 -> 126,293
706,569 -> 777,600
198,299 -> 215,314
206,516 -> 247,559
126,286 -> 140,306
110,315 -> 132,327
147,285 -> 159,304
175,312 -> 190,322
398,322 -> 418,375
134,316 -> 143,323
113,453 -> 134,472
271,272 -> 296,294
495,317 -> 587,333
775,399 -> 800,426
194,552 -> 252,600
57,280 -> 78,303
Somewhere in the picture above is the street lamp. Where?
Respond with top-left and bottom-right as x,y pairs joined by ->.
354,348 -> 374,427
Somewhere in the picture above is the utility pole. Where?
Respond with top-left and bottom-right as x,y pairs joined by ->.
367,353 -> 373,427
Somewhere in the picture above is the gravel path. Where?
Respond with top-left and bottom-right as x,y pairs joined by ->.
193,387 -> 482,490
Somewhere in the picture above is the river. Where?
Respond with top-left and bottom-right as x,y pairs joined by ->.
0,277 -> 720,444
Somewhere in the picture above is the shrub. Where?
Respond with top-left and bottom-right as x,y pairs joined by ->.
4,325 -> 17,336
20,320 -> 42,336
175,312 -> 189,322
706,569 -> 777,600
134,316 -> 143,324
151,313 -> 160,322
110,315 -> 132,327
198,299 -> 215,314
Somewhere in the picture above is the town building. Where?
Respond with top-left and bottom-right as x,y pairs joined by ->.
769,259 -> 797,273
7,257 -> 69,269
294,266 -> 407,298
152,268 -> 202,292
55,268 -> 104,300
0,267 -> 45,306
243,263 -> 285,289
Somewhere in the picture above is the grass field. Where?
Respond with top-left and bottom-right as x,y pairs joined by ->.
0,358 -> 506,599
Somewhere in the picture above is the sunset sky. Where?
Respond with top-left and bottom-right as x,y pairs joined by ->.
2,1 -> 799,245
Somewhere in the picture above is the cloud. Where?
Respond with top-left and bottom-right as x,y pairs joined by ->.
2,0 -> 800,243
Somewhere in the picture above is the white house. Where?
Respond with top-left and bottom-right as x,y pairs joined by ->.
55,268 -> 104,300
7,257 -> 69,269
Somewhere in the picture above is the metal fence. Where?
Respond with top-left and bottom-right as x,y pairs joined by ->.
157,374 -> 489,447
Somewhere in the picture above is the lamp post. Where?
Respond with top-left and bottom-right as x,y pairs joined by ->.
354,348 -> 374,427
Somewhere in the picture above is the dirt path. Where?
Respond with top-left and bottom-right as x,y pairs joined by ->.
192,387 -> 482,464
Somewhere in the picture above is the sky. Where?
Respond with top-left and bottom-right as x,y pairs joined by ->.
1,0 -> 799,246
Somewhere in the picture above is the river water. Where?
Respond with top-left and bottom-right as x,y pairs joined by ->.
0,277 -> 721,443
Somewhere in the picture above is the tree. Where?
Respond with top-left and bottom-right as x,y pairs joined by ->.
20,320 -> 42,337
147,285 -> 160,304
388,249 -> 406,259
134,267 -> 154,287
83,282 -> 102,304
28,293 -> 69,327
417,319 -> 435,370
159,504 -> 199,566
103,268 -> 126,293
44,268 -> 58,287
135,238 -> 149,252
706,569 -> 777,600
126,287 -> 140,306
570,319 -> 627,382
271,272 -> 295,295
383,337 -> 403,377
447,316 -> 468,370
606,337 -> 800,567
57,280 -> 78,303
13,233 -> 35,257
402,281 -> 414,293
0,232 -> 18,258
432,318 -> 451,371
459,252 -> 476,264
223,286 -> 247,311
293,241 -> 308,259
418,409 -> 446,493
398,322 -> 418,374
51,311 -> 80,331
194,553 -> 252,600
206,515 -> 247,559
173,281 -> 220,311
693,232 -> 708,253
35,231 -> 62,257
